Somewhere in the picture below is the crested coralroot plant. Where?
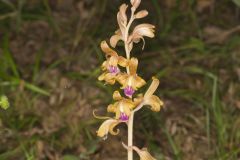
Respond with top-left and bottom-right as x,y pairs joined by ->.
94,0 -> 164,159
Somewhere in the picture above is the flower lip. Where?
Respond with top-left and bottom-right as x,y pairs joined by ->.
120,112 -> 129,121
108,65 -> 120,74
124,86 -> 135,97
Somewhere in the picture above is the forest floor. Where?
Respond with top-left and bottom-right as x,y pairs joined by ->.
0,0 -> 240,160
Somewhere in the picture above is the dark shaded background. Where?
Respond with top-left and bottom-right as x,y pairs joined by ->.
0,0 -> 240,159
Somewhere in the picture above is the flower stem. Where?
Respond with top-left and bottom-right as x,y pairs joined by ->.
124,9 -> 135,160
128,112 -> 134,160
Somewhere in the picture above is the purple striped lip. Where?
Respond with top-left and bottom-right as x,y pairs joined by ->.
124,86 -> 135,97
120,112 -> 129,121
108,65 -> 119,74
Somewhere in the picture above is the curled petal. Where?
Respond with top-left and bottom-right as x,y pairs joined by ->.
135,10 -> 148,19
93,109 -> 112,120
144,95 -> 163,112
143,78 -> 163,112
110,30 -> 123,48
132,146 -> 157,160
144,77 -> 159,98
96,119 -> 121,138
109,121 -> 120,135
130,24 -> 155,45
101,41 -> 118,57
110,34 -> 122,48
133,24 -> 155,38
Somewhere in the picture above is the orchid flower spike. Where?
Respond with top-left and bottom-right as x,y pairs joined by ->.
94,0 -> 164,159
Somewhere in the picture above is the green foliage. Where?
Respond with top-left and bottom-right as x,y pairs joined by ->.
63,155 -> 79,160
232,0 -> 240,7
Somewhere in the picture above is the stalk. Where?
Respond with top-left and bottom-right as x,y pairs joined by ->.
127,113 -> 134,160
123,11 -> 135,160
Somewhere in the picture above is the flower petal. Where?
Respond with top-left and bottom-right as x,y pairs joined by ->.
117,4 -> 128,35
96,119 -> 121,138
113,91 -> 122,101
119,4 -> 128,26
144,95 -> 163,112
107,104 -> 117,113
101,41 -> 118,57
115,99 -> 135,119
93,109 -> 112,120
118,56 -> 128,67
132,146 -> 157,160
144,77 -> 159,98
98,72 -> 106,81
123,99 -> 136,110
101,61 -> 107,70
110,34 -> 122,48
99,72 -> 116,85
117,73 -> 129,88
129,58 -> 138,75
130,24 -> 155,44
135,10 -> 148,19
132,75 -> 146,89
108,55 -> 119,66
131,0 -> 141,10
109,121 -> 121,135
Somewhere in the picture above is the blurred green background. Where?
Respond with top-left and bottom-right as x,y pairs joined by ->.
0,0 -> 240,159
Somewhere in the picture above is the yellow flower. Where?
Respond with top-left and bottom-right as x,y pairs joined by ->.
98,41 -> 128,85
117,58 -> 146,98
96,118 -> 121,140
143,77 -> 164,112
107,91 -> 136,121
